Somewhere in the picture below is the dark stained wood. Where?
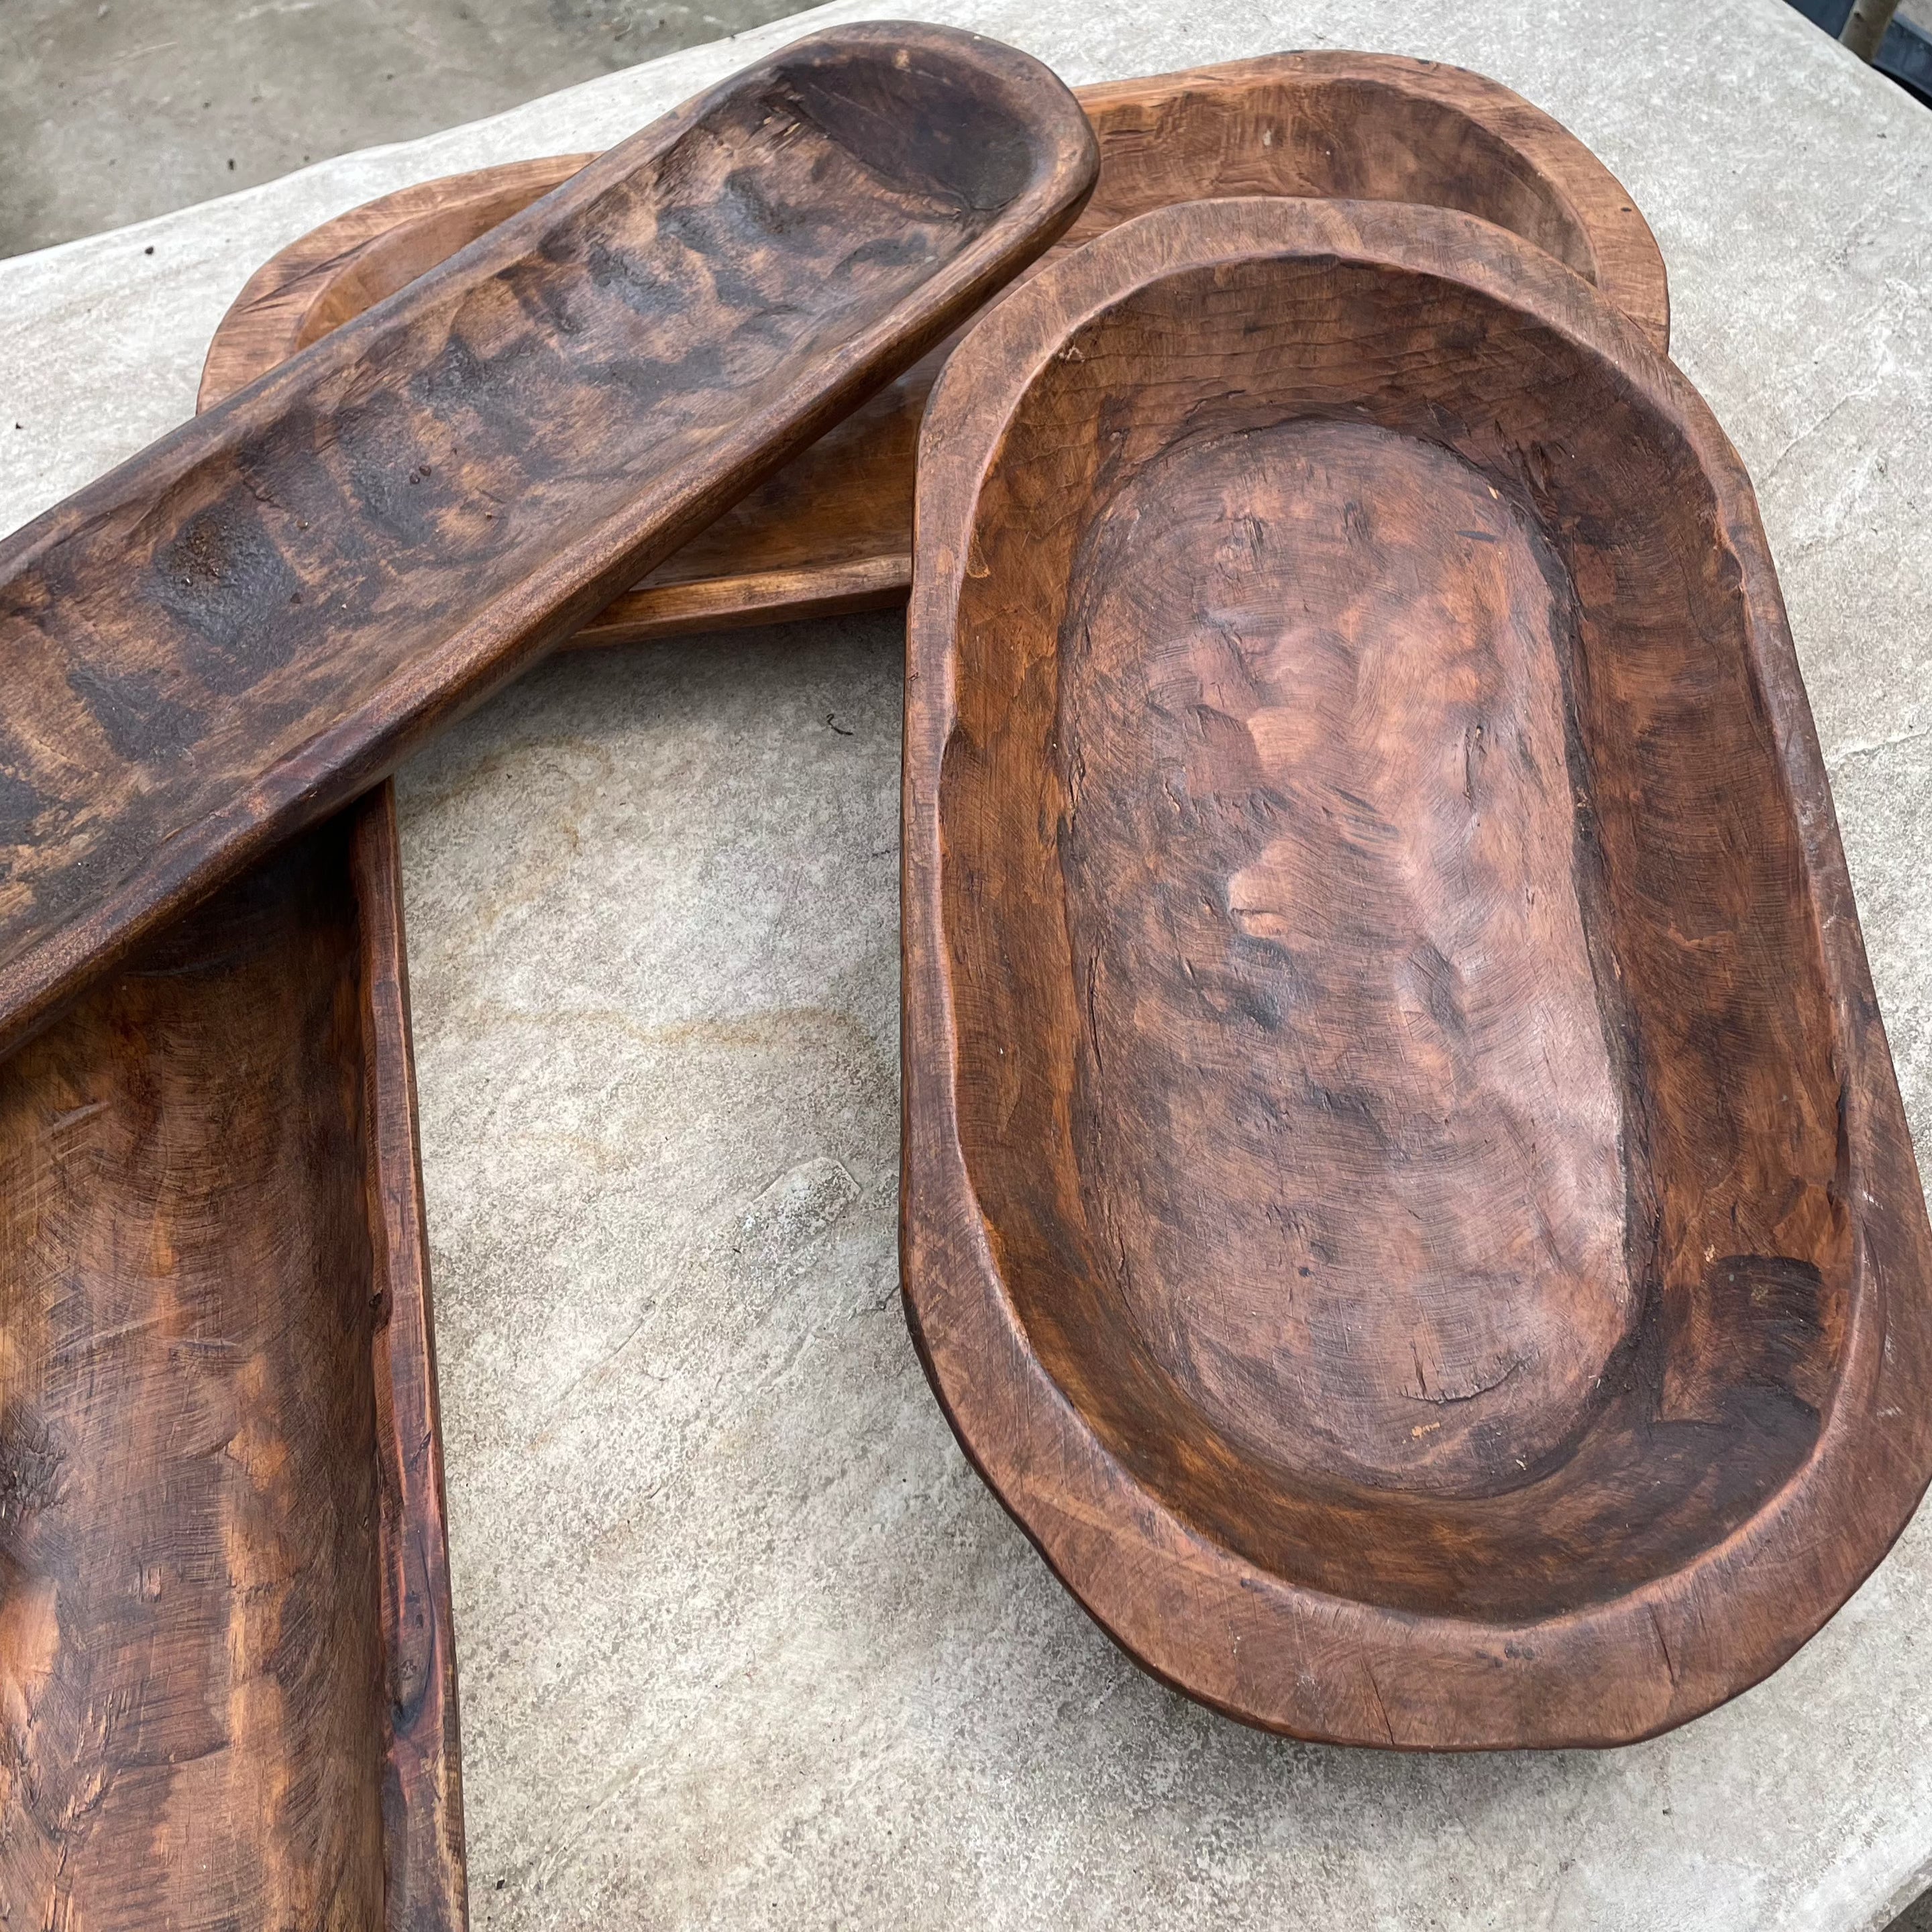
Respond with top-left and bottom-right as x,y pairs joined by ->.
0,27 -> 1106,1915
202,52 -> 1670,649
356,790 -> 466,1930
0,22 -> 1097,1057
901,196 -> 1932,1749
0,783 -> 462,1927
197,156 -> 599,409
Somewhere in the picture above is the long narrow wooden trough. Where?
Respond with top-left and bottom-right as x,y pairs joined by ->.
0,21 -> 1097,1057
902,195 -> 1932,1750
0,790 -> 459,1925
0,27 -> 1095,1929
202,51 -> 1671,648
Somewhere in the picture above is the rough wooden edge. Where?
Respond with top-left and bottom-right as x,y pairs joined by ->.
354,786 -> 468,1931
197,51 -> 1671,656
902,194 -> 1932,1749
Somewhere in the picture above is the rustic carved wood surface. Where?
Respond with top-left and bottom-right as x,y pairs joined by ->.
356,788 -> 466,1932
0,290 -> 473,1932
0,782 -> 464,1929
0,22 -> 1097,1057
0,25 -> 1097,1925
201,51 -> 1670,651
902,195 -> 1932,1750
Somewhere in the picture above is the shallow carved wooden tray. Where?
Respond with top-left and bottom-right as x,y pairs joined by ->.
203,52 -> 1669,649
902,195 -> 1932,1750
0,21 -> 1095,1057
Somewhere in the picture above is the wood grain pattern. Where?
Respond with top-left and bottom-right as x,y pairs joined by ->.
0,783 -> 462,1929
0,28 -> 1099,1917
0,22 -> 1097,1056
198,157 -> 600,410
357,790 -> 464,1931
201,52 -> 1670,649
902,196 -> 1932,1749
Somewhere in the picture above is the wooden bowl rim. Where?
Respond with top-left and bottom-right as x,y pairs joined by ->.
902,194 -> 1932,1748
199,49 -> 1670,411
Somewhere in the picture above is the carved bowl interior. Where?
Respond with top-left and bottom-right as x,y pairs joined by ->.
904,197 -> 1932,1747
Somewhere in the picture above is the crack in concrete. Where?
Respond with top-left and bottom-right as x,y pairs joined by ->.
1829,724 -> 1932,769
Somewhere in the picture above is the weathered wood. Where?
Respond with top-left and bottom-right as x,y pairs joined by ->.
0,27 -> 1095,1925
357,788 -> 465,1930
901,195 -> 1932,1750
202,52 -> 1670,649
0,784 -> 462,1929
0,22 -> 1097,1056
0,337 -> 470,1932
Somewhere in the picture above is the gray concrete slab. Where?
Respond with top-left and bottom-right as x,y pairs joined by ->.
0,0 -> 818,257
3,1 -> 1932,1926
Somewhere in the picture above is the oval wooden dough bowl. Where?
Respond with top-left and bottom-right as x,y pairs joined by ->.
902,196 -> 1932,1750
203,50 -> 1669,648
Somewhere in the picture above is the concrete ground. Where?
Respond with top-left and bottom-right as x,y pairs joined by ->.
7,0 -> 1931,258
0,0 -> 819,258
3,0 -> 1931,1925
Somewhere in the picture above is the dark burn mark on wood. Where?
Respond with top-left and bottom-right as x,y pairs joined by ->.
781,60 -> 1036,215
152,504 -> 307,692
0,766 -> 46,837
0,1407 -> 66,1536
60,661 -> 204,769
1665,1253 -> 1842,1421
